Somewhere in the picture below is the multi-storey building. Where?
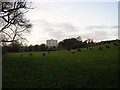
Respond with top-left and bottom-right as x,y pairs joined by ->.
46,39 -> 58,48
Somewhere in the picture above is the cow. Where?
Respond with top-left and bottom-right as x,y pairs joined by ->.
78,48 -> 82,52
99,47 -> 102,50
113,43 -> 118,46
90,48 -> 92,51
29,53 -> 33,56
48,51 -> 50,54
87,47 -> 88,49
43,53 -> 46,56
106,45 -> 110,48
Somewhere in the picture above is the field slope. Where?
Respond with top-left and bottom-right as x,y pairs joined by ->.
2,44 -> 118,88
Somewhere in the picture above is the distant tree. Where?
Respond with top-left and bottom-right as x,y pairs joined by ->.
82,40 -> 87,48
29,45 -> 34,51
8,40 -> 22,52
58,41 -> 64,49
34,45 -> 40,51
86,38 -> 94,43
58,38 -> 83,50
86,38 -> 95,47
23,46 -> 29,52
40,44 -> 47,51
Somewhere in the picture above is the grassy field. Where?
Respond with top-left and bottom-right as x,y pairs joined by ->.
2,43 -> 119,88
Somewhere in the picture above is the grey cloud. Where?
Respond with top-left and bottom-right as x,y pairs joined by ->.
49,24 -> 79,39
81,30 -> 110,41
35,20 -> 80,39
86,25 -> 118,30
36,20 -> 78,32
32,20 -> 117,42
55,23 -> 79,32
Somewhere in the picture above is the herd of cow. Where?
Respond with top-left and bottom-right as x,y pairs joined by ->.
20,43 -> 118,57
21,52 -> 48,57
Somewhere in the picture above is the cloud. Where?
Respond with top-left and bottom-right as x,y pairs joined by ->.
55,23 -> 79,32
84,25 -> 118,41
81,30 -> 110,41
86,25 -> 118,30
26,20 -> 118,45
34,20 -> 79,40
25,20 -> 81,44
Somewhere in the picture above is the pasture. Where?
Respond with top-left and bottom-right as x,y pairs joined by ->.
2,44 -> 118,88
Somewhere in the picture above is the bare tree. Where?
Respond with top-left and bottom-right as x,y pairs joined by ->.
0,0 -> 32,43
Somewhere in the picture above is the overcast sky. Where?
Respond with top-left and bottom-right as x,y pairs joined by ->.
24,0 -> 118,45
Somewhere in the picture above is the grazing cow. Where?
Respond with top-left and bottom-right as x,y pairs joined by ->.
43,53 -> 46,56
106,45 -> 110,48
21,54 -> 23,56
48,51 -> 50,54
90,48 -> 92,51
78,48 -> 82,52
87,47 -> 88,49
29,53 -> 33,56
71,51 -> 75,53
113,43 -> 118,46
99,47 -> 102,50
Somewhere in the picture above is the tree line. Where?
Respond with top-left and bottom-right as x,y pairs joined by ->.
2,38 -> 119,54
2,41 -> 57,54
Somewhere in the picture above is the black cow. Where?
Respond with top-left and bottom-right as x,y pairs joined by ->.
113,43 -> 118,46
78,48 -> 82,52
106,45 -> 110,48
29,53 -> 33,56
90,48 -> 92,51
21,54 -> 23,56
87,47 -> 88,49
48,51 -> 50,54
99,47 -> 102,50
43,53 -> 46,56
71,51 -> 75,53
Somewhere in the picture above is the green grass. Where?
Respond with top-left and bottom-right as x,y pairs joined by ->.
2,44 -> 118,88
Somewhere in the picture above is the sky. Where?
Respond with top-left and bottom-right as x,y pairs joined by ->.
23,0 -> 119,45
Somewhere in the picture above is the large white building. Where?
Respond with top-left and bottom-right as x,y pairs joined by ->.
46,39 -> 58,48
